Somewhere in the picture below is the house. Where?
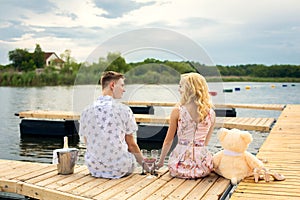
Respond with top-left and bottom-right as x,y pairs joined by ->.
44,52 -> 64,68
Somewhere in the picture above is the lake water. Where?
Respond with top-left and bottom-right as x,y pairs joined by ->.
0,82 -> 299,164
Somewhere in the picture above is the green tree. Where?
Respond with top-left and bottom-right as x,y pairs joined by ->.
60,49 -> 81,74
8,48 -> 32,71
60,49 -> 73,65
106,52 -> 128,73
33,44 -> 44,68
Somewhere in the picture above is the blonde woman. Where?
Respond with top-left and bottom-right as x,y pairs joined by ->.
156,72 -> 215,179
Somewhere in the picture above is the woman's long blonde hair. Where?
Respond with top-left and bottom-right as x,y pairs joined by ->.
180,72 -> 213,122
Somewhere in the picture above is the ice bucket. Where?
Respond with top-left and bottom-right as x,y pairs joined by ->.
56,148 -> 78,175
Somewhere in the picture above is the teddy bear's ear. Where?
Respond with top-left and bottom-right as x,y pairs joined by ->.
240,131 -> 253,144
217,128 -> 228,141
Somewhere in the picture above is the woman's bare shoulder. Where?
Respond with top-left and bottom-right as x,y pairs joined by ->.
170,105 -> 180,118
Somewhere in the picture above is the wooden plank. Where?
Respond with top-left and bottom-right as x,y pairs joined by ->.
183,173 -> 220,199
46,166 -> 89,190
125,101 -> 285,110
127,179 -> 167,200
17,182 -> 90,200
134,114 -> 170,124
56,174 -> 97,192
0,160 -> 27,174
26,168 -> 62,184
16,165 -> 57,181
71,177 -> 110,196
234,184 -> 300,197
231,193 -> 300,200
18,110 -> 80,120
35,173 -> 76,187
146,177 -> 187,200
2,162 -> 51,179
124,101 -> 177,107
110,174 -> 165,199
201,177 -> 231,200
79,174 -> 134,198
30,165 -> 82,187
0,179 -> 18,193
93,174 -> 146,200
110,167 -> 169,199
164,178 -> 202,200
214,103 -> 285,111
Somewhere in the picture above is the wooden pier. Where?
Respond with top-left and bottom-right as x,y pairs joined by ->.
0,160 -> 231,200
3,104 -> 298,199
230,104 -> 300,200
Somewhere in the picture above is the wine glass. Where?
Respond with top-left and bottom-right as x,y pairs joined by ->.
151,149 -> 159,159
141,149 -> 148,175
142,149 -> 157,178
145,149 -> 159,177
141,149 -> 148,157
150,149 -> 159,175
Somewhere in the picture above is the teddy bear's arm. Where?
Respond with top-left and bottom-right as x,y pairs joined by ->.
245,152 -> 264,169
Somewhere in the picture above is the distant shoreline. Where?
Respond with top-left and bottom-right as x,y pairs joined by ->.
0,73 -> 299,87
209,76 -> 300,82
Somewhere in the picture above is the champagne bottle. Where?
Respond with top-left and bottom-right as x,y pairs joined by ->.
63,136 -> 69,149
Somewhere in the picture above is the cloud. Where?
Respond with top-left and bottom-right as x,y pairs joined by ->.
94,0 -> 156,18
0,0 -> 56,18
0,0 -> 300,65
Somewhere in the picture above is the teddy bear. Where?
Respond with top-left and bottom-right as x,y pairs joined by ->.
213,128 -> 265,185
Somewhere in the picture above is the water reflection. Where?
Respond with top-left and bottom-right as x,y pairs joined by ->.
19,135 -> 84,163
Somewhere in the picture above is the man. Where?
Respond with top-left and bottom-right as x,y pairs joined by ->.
79,71 -> 144,179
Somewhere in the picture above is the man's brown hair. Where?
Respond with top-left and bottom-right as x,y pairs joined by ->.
100,71 -> 124,89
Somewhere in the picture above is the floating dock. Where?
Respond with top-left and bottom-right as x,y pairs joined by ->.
16,103 -> 281,134
133,114 -> 276,132
123,101 -> 285,111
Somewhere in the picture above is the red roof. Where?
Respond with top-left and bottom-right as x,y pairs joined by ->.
44,52 -> 58,60
44,52 -> 64,63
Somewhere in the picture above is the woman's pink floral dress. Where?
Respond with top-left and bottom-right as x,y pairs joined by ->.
168,106 -> 215,179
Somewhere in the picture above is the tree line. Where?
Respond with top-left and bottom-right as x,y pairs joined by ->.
0,45 -> 299,86
217,64 -> 300,78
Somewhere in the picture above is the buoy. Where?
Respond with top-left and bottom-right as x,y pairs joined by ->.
271,85 -> 275,88
234,87 -> 241,91
245,86 -> 251,90
209,91 -> 218,96
223,89 -> 233,93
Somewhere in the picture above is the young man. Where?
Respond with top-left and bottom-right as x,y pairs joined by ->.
79,71 -> 144,179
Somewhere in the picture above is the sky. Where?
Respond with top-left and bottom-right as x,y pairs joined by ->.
1,0 -> 300,66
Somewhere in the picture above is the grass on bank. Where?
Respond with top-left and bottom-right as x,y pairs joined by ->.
215,76 -> 300,82
0,71 -> 299,87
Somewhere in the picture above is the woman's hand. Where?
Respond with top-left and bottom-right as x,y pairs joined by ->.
155,159 -> 164,170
